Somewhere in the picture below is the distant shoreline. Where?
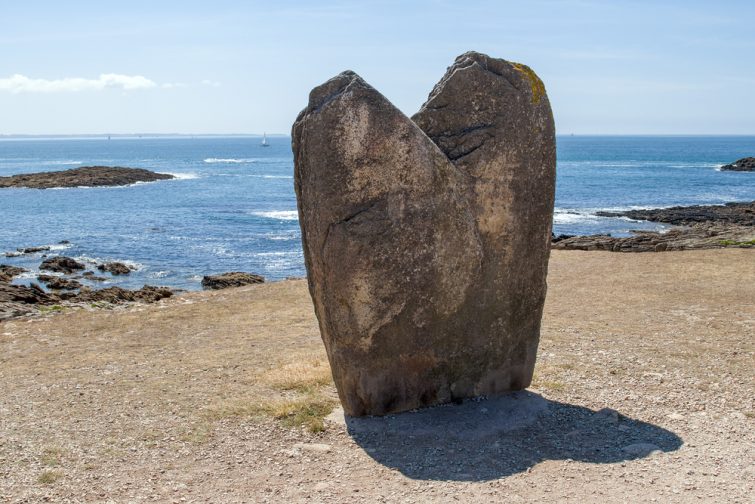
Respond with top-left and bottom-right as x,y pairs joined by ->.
0,133 -> 288,141
1,133 -> 754,141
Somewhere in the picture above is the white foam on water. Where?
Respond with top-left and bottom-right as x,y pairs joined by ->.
161,172 -> 199,180
73,256 -> 144,271
47,243 -> 72,251
203,158 -> 257,164
251,210 -> 299,221
552,210 -> 600,225
43,160 -> 83,166
16,271 -> 41,280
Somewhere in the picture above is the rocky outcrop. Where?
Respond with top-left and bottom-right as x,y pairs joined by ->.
37,275 -> 83,290
720,157 -> 755,172
0,265 -> 27,282
40,256 -> 85,274
292,52 -> 555,416
596,201 -> 755,226
552,223 -> 754,252
0,166 -> 174,189
4,246 -> 51,257
76,285 -> 173,304
201,272 -> 265,290
0,282 -> 57,305
82,271 -> 107,281
97,262 -> 133,275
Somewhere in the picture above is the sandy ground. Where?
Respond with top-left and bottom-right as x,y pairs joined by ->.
1,250 -> 753,503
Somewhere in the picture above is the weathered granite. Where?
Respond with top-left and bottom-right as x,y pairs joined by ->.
292,52 -> 556,416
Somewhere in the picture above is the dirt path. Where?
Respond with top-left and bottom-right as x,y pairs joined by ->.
1,250 -> 753,502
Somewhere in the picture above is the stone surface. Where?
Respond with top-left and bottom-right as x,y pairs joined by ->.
0,166 -> 174,189
292,52 -> 556,416
39,256 -> 86,274
552,223 -> 754,252
201,272 -> 265,290
97,262 -> 133,275
0,282 -> 57,305
0,265 -> 27,282
37,274 -> 83,290
596,200 -> 755,226
720,157 -> 755,172
76,285 -> 173,304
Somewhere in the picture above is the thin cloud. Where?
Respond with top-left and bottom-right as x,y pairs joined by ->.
201,79 -> 221,88
0,73 -> 157,93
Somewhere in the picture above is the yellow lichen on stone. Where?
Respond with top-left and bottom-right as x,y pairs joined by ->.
512,63 -> 545,104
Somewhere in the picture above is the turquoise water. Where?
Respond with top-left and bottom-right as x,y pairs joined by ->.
1,135 -> 753,290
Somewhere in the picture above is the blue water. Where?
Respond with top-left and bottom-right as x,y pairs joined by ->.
1,135 -> 753,291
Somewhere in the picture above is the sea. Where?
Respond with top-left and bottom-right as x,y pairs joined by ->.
1,135 -> 754,291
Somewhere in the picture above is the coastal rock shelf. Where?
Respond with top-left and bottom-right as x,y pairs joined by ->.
201,272 -> 265,290
555,201 -> 755,252
0,252 -> 175,320
0,166 -> 174,189
596,201 -> 755,226
293,52 -> 556,416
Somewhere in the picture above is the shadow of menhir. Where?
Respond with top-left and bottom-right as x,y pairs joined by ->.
333,391 -> 682,481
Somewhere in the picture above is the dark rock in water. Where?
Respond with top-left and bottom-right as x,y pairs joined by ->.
97,262 -> 133,275
292,51 -> 556,416
40,256 -> 86,274
596,201 -> 755,227
0,166 -> 174,189
82,271 -> 107,282
0,264 -> 27,282
37,274 -> 82,291
19,246 -> 50,254
720,157 -> 755,172
77,285 -> 173,304
201,272 -> 265,290
5,245 -> 50,257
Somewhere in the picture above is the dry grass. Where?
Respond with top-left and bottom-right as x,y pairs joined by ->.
261,356 -> 333,393
37,470 -> 62,485
40,447 -> 63,467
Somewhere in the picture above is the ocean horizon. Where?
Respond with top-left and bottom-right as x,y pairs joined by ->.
1,134 -> 754,291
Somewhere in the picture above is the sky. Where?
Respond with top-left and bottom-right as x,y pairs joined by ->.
1,0 -> 754,135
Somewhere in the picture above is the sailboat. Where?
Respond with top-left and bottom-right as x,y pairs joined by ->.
260,132 -> 270,147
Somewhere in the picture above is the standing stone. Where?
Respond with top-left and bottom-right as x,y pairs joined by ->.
292,51 -> 556,416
